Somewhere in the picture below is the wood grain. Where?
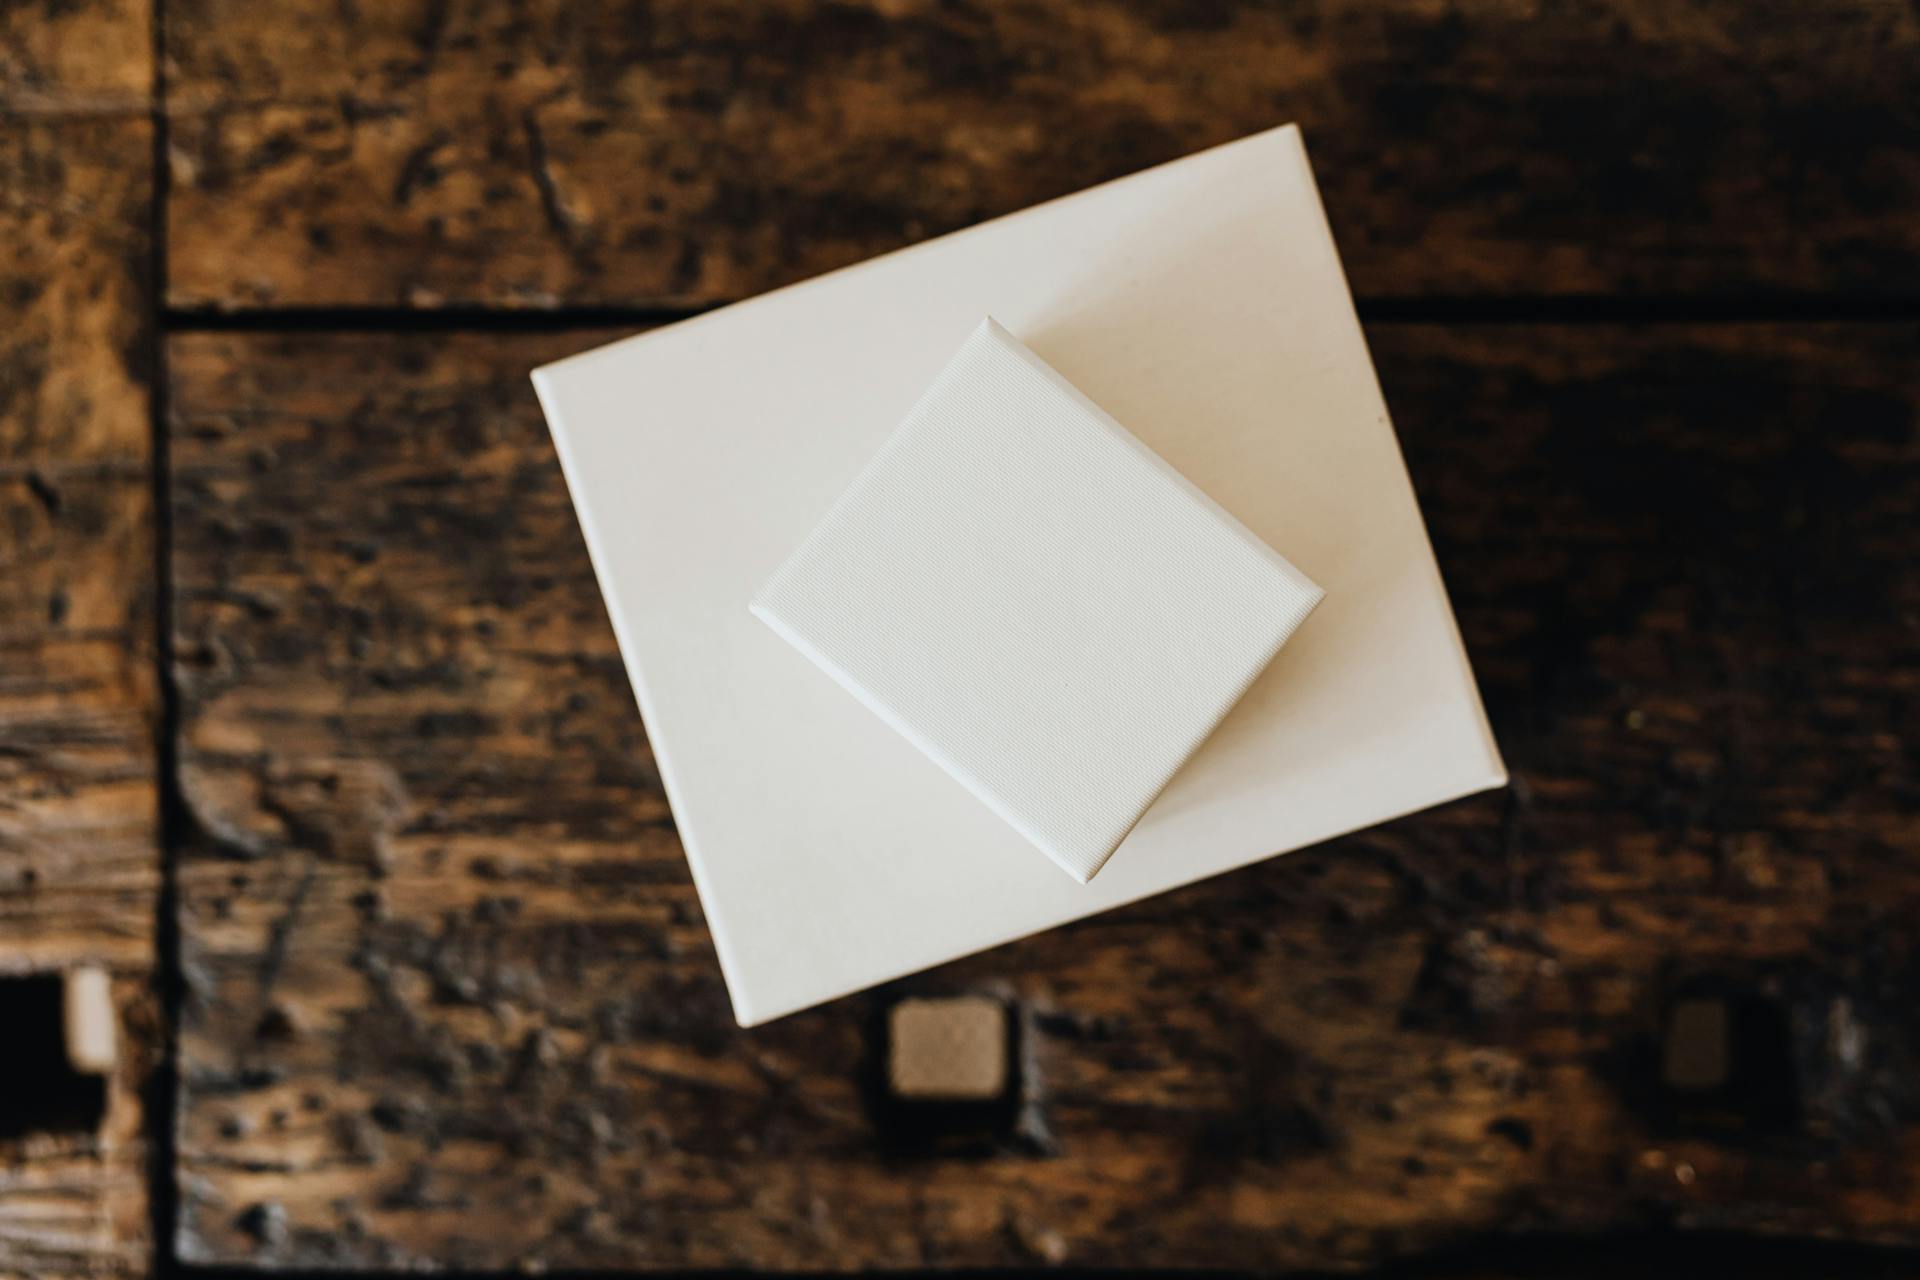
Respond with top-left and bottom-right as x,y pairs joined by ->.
0,0 -> 149,112
0,28 -> 157,1272
161,0 -> 1920,311
168,322 -> 1920,1270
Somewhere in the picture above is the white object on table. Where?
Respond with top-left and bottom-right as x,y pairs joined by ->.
533,123 -> 1506,1026
751,317 -> 1322,883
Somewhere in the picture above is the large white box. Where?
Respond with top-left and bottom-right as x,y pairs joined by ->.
751,318 -> 1324,884
533,125 -> 1505,1025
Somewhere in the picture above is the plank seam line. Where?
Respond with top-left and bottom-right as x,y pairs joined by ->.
147,0 -> 188,1274
157,295 -> 1920,335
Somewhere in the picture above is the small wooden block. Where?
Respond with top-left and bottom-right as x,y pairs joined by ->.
1663,997 -> 1730,1093
63,967 -> 118,1076
887,997 -> 1008,1101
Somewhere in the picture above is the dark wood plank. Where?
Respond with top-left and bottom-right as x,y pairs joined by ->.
161,0 -> 1920,311
168,322 -> 1920,1269
0,0 -> 149,111
0,20 -> 157,1268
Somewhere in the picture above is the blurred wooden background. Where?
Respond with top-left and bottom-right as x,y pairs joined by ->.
3,0 -> 1918,1275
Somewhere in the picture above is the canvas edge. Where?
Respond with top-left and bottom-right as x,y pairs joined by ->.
525,125 -> 1305,389
746,599 -> 1102,886
979,315 -> 1328,609
1279,128 -> 1509,789
740,769 -> 1512,1026
531,366 -> 769,1026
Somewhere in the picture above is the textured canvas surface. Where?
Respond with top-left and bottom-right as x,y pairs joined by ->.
532,125 -> 1505,1025
751,319 -> 1323,882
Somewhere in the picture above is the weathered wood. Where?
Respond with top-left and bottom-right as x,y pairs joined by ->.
161,0 -> 1920,311
0,0 -> 149,112
0,51 -> 158,1276
168,322 -> 1920,1270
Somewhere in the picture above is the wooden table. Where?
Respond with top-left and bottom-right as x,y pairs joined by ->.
4,1 -> 1918,1274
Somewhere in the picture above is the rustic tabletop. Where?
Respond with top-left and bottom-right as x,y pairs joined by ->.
4,1 -> 1919,1275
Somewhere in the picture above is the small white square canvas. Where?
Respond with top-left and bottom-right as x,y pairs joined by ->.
750,318 -> 1323,882
532,124 -> 1506,1026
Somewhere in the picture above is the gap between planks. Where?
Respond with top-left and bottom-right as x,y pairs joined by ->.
158,293 -> 1920,336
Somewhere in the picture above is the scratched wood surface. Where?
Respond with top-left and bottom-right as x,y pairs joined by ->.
166,323 -> 1920,1270
0,0 -> 1910,1273
161,0 -> 1920,310
0,1 -> 157,1274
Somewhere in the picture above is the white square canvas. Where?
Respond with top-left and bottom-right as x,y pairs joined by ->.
532,124 -> 1506,1026
750,318 -> 1323,883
